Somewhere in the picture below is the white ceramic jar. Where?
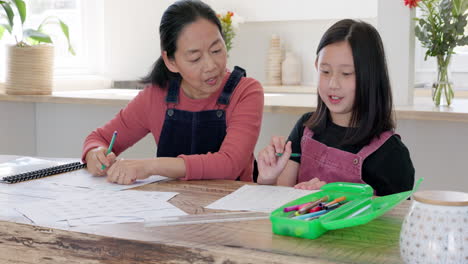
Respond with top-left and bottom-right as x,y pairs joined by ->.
400,190 -> 468,264
281,51 -> 302,85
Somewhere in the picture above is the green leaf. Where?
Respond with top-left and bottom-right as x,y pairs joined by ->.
1,2 -> 14,28
0,25 -> 4,39
1,23 -> 12,33
23,28 -> 52,43
12,0 -> 26,25
458,35 -> 468,46
35,16 -> 75,55
58,19 -> 75,55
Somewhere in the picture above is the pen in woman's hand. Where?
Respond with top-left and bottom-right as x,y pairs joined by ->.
102,131 -> 118,170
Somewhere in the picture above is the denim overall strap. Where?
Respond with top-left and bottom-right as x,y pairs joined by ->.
356,131 -> 395,161
157,67 -> 244,159
217,66 -> 246,105
165,78 -> 180,104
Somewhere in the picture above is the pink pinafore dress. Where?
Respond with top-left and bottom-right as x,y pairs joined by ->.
298,127 -> 394,184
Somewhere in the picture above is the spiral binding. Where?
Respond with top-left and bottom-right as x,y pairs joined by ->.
1,162 -> 87,183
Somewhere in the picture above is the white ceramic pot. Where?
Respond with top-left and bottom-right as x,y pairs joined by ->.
400,190 -> 468,264
281,51 -> 301,85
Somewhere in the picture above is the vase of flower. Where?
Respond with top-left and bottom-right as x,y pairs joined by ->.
217,10 -> 244,56
432,54 -> 453,106
405,0 -> 468,107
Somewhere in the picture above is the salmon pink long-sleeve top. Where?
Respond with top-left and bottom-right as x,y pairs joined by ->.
82,71 -> 264,182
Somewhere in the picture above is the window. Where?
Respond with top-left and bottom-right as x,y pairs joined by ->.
0,0 -> 104,82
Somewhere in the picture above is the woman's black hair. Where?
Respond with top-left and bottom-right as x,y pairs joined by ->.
140,0 -> 223,87
305,19 -> 395,146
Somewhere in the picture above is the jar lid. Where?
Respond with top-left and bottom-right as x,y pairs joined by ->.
413,190 -> 468,206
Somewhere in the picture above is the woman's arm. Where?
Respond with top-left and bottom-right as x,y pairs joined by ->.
106,157 -> 186,185
82,86 -> 157,175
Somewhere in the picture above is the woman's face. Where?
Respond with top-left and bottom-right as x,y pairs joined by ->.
316,41 -> 356,127
164,18 -> 227,99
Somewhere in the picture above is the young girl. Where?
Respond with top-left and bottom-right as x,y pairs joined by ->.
257,19 -> 414,196
82,0 -> 263,184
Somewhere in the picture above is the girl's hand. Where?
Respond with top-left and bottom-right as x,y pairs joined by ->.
257,136 -> 292,184
294,178 -> 327,190
106,159 -> 152,185
85,147 -> 117,176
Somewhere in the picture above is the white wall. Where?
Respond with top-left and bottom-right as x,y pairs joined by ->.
99,0 -> 378,83
227,19 -> 376,86
0,102 -> 36,156
34,103 -> 156,159
205,0 -> 377,21
101,0 -> 170,81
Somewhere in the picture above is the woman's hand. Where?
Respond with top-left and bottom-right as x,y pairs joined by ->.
257,136 -> 292,185
85,147 -> 117,176
294,177 -> 327,190
106,159 -> 153,185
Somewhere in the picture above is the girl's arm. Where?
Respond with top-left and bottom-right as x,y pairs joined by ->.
276,160 -> 300,186
257,138 -> 299,186
257,138 -> 292,184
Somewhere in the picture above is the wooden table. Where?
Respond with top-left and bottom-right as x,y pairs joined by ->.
0,180 -> 409,264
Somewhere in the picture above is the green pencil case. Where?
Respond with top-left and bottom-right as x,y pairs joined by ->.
270,179 -> 422,239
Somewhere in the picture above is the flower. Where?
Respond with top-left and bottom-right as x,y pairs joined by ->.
404,0 -> 420,8
405,0 -> 468,106
217,10 -> 244,53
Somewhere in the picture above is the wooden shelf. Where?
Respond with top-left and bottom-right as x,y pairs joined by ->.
1,89 -> 468,123
263,85 -> 316,94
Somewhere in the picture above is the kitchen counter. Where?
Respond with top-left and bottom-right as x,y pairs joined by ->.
1,89 -> 468,122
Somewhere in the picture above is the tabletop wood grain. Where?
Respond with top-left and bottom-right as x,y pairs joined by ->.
0,180 -> 409,264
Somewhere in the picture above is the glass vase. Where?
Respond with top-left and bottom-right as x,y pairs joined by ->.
432,54 -> 454,106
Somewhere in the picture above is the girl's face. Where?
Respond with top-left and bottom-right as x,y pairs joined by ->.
163,18 -> 227,99
316,41 -> 356,127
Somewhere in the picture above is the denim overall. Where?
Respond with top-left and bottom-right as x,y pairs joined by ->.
157,66 -> 246,165
298,127 -> 394,184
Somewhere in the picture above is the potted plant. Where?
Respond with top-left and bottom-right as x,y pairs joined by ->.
405,0 -> 468,106
0,0 -> 74,95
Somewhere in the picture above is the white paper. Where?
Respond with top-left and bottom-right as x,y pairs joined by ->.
0,156 -> 169,191
205,185 -> 315,213
0,192 -> 44,223
0,155 -> 183,227
35,169 -> 169,191
16,190 -> 187,227
0,157 -> 61,179
0,180 -> 93,199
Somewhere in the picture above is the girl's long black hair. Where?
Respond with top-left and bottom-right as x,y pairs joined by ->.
305,19 -> 395,146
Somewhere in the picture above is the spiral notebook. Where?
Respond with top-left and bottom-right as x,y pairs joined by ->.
0,157 -> 87,184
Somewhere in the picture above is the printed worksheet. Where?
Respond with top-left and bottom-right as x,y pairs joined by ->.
37,169 -> 169,191
16,190 -> 186,227
206,185 -> 316,213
